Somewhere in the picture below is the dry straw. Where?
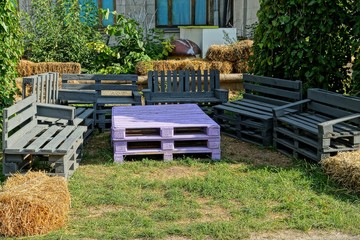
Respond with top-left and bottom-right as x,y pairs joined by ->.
0,172 -> 71,237
206,39 -> 253,62
321,150 -> 360,193
17,60 -> 81,77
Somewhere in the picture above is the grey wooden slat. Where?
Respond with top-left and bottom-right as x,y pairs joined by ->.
62,74 -> 138,82
6,125 -> 47,151
96,96 -> 137,104
203,70 -> 209,92
277,116 -> 318,134
309,101 -> 354,119
184,70 -> 190,92
25,125 -> 60,152
7,106 -> 36,133
214,70 -> 220,89
148,71 -> 154,91
210,70 -> 215,91
58,89 -> 97,102
61,83 -> 137,91
166,70 -> 172,93
57,126 -> 87,153
243,73 -> 302,89
308,88 -> 360,113
191,70 -> 196,92
179,70 -> 184,92
196,70 -> 202,92
45,73 -> 50,104
160,71 -> 166,92
172,70 -> 178,92
214,104 -> 272,120
244,83 -> 302,100
154,71 -> 159,92
5,95 -> 37,116
41,125 -> 76,153
37,103 -> 75,120
243,93 -> 291,106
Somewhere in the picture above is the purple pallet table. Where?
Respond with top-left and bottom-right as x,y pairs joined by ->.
111,104 -> 221,162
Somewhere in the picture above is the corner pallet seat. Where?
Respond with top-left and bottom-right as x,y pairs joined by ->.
2,95 -> 87,179
273,88 -> 360,162
213,74 -> 302,146
22,72 -> 96,140
143,70 -> 229,114
61,74 -> 141,132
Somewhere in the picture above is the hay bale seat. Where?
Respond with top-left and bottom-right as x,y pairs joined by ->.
2,95 -> 87,179
0,172 -> 70,237
321,150 -> 360,193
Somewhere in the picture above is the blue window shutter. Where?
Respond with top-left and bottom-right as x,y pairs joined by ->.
172,0 -> 190,25
79,0 -> 99,26
195,0 -> 206,25
102,1 -> 115,26
156,0 -> 168,25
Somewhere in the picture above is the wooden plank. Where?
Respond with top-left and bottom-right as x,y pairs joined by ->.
41,125 -> 77,153
7,105 -> 36,133
179,70 -> 184,92
166,70 -> 172,93
244,82 -> 302,100
5,95 -> 37,117
210,69 -> 215,90
308,88 -> 360,113
160,71 -> 166,92
153,71 -> 159,92
196,70 -> 202,92
61,83 -> 137,91
25,125 -> 61,152
62,74 -> 138,82
184,70 -> 190,92
6,125 -> 48,151
57,126 -> 87,153
172,70 -> 178,92
147,71 -> 154,91
191,71 -> 196,92
203,70 -> 209,92
37,103 -> 75,120
243,73 -> 302,90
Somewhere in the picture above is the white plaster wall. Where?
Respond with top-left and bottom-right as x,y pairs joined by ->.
234,0 -> 260,38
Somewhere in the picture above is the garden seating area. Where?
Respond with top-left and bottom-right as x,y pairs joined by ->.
2,70 -> 360,179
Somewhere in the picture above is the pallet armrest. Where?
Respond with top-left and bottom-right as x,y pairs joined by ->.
132,91 -> 142,104
58,89 -> 97,103
214,89 -> 229,103
142,89 -> 151,100
318,113 -> 360,135
273,99 -> 311,117
36,103 -> 75,121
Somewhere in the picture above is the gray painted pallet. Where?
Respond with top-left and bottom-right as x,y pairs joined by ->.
22,72 -> 95,140
213,74 -> 302,146
111,104 -> 221,162
273,88 -> 360,162
2,95 -> 87,179
143,70 -> 229,114
61,74 -> 141,132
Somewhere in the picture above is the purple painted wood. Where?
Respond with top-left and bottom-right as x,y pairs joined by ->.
111,104 -> 221,162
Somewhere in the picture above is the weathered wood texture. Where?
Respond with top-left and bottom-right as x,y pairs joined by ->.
61,74 -> 141,132
273,88 -> 360,162
112,104 -> 221,162
213,74 -> 303,146
22,72 -> 96,140
2,95 -> 87,179
143,70 -> 229,114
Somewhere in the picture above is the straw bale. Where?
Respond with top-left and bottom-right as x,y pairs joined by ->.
321,150 -> 360,193
233,60 -> 251,73
0,172 -> 71,237
209,61 -> 233,74
135,61 -> 154,75
206,40 -> 254,62
17,60 -> 81,77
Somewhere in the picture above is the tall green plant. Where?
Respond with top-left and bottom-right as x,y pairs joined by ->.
250,0 -> 354,93
21,0 -> 102,70
0,0 -> 23,131
350,1 -> 360,96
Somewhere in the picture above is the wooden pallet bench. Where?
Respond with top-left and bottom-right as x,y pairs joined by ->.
111,104 -> 221,162
143,70 -> 229,114
22,72 -> 96,140
273,88 -> 360,162
61,74 -> 141,132
213,74 -> 302,146
2,95 -> 87,179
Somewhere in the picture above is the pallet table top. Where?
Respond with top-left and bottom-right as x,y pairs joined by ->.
112,104 -> 219,129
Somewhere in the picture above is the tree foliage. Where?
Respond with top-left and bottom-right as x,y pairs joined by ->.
21,0 -> 102,70
250,0 -> 354,93
0,0 -> 23,131
350,1 -> 360,96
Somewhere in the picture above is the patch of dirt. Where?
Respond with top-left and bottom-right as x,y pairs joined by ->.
143,166 -> 206,181
249,230 -> 360,240
221,134 -> 293,168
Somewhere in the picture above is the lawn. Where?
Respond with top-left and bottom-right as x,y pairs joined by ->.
1,132 -> 360,239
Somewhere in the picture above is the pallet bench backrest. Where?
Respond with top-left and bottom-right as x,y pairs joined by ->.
61,74 -> 138,96
307,88 -> 360,119
2,95 -> 38,150
147,70 -> 221,94
22,72 -> 59,104
243,74 -> 303,105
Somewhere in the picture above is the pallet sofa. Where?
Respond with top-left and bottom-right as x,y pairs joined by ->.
2,95 -> 87,178
273,88 -> 360,162
143,70 -> 229,114
61,74 -> 141,131
22,72 -> 96,140
213,74 -> 303,146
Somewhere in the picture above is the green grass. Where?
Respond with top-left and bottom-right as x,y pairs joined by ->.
1,132 -> 360,239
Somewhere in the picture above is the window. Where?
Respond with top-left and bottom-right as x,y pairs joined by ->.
79,0 -> 116,26
156,0 -> 208,27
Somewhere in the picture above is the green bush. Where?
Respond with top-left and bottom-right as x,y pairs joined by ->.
21,0 -> 102,70
0,0 -> 23,132
350,1 -> 360,96
250,0 -> 354,93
